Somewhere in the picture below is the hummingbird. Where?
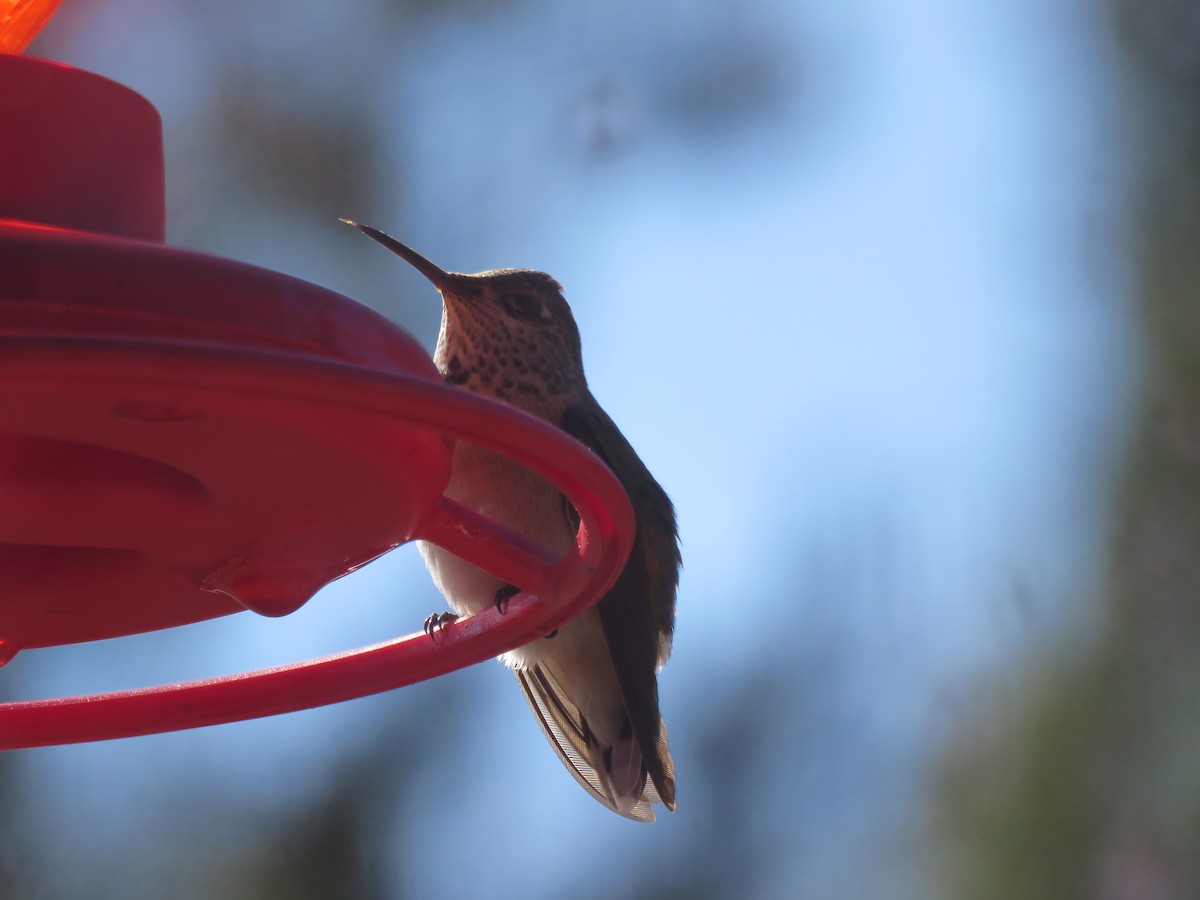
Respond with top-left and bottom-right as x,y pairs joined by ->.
345,220 -> 679,822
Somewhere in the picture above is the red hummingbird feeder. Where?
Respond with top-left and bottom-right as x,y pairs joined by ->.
0,5 -> 635,750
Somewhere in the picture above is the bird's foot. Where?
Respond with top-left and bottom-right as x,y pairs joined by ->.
494,585 -> 520,614
423,611 -> 459,640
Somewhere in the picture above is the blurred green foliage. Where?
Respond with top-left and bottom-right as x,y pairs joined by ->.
939,2 -> 1200,897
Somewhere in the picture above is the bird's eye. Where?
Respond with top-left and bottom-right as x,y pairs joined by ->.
503,293 -> 542,320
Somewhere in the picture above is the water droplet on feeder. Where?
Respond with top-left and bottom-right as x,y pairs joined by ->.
200,565 -> 329,618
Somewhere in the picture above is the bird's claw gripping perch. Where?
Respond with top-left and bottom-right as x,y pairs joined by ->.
493,585 -> 520,614
423,611 -> 459,640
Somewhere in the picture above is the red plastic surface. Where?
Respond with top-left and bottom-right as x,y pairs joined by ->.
0,56 -> 636,749
0,54 -> 164,239
0,219 -> 452,648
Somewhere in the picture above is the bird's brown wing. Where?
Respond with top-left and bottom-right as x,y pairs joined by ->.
559,396 -> 680,811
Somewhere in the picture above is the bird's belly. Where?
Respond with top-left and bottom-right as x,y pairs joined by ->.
418,445 -> 575,623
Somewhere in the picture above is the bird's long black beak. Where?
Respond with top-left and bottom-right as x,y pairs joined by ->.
340,219 -> 457,292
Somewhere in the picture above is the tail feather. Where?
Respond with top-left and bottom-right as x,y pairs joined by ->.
516,664 -> 660,822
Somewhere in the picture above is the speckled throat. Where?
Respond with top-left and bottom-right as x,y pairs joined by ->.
433,268 -> 587,419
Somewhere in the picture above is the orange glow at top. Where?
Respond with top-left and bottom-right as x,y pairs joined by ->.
0,0 -> 62,54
